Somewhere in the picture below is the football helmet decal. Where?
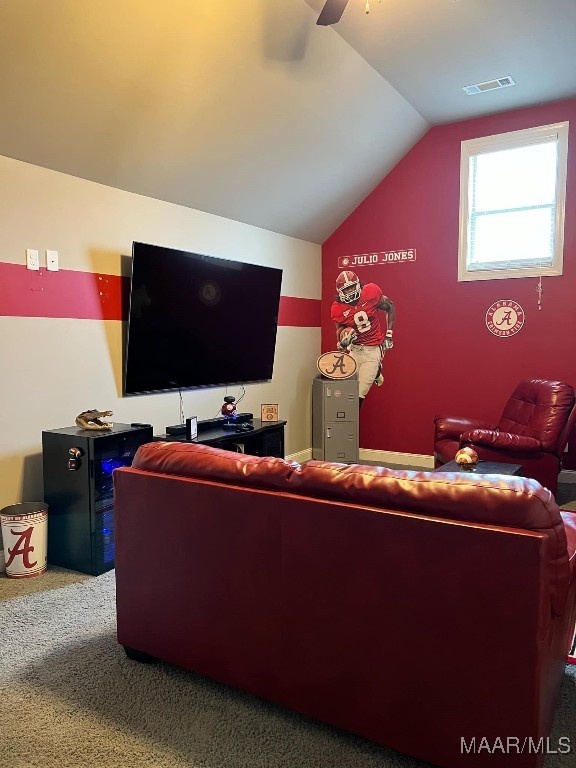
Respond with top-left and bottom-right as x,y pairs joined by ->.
336,271 -> 361,304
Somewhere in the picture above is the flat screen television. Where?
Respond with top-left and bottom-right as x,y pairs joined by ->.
123,241 -> 283,395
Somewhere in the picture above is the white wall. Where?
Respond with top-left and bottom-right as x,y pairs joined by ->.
0,155 -> 321,510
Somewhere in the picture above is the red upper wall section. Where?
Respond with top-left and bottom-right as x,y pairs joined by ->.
322,98 -> 576,464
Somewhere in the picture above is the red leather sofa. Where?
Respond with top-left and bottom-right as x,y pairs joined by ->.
114,442 -> 576,768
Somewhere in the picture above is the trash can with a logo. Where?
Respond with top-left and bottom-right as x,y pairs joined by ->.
0,502 -> 48,579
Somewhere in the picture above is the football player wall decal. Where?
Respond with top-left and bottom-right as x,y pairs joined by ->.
331,270 -> 396,409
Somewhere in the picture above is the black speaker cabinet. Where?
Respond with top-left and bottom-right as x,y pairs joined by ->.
42,423 -> 153,575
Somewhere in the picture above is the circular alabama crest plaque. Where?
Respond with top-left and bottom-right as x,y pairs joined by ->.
485,300 -> 525,338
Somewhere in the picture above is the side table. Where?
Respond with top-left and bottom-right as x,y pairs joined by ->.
432,460 -> 523,476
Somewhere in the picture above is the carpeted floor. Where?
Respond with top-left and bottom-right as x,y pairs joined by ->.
557,482 -> 576,510
0,567 -> 574,768
1,480 -> 575,767
0,568 -> 430,768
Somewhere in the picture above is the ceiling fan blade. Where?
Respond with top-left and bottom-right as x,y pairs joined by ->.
317,0 -> 349,26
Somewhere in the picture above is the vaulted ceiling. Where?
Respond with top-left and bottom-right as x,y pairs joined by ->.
0,0 -> 574,243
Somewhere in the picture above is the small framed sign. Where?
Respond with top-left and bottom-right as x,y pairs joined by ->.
261,403 -> 279,423
186,416 -> 198,440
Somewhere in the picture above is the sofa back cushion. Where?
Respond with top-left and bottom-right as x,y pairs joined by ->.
130,443 -> 569,615
290,461 -> 569,615
132,441 -> 298,492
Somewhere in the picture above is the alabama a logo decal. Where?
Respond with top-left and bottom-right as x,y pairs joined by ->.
6,526 -> 37,570
317,351 -> 358,380
485,300 -> 525,338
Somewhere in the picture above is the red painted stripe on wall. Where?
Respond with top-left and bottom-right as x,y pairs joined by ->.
0,263 -> 125,320
277,296 -> 321,327
0,263 -> 321,326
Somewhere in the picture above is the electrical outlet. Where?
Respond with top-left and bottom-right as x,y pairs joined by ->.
26,249 -> 40,270
46,250 -> 59,271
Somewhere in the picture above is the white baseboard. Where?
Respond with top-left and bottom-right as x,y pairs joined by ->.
287,448 -> 433,469
359,449 -> 434,468
287,448 -> 313,463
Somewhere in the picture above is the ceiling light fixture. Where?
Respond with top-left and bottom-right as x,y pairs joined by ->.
365,0 -> 382,13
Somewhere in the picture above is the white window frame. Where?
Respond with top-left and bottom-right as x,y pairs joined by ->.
458,122 -> 569,282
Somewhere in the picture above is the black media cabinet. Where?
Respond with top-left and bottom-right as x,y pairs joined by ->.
42,423 -> 154,575
155,417 -> 287,459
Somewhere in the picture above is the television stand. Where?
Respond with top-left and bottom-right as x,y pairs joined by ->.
155,418 -> 286,459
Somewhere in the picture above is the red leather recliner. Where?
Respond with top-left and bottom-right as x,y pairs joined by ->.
434,378 -> 576,494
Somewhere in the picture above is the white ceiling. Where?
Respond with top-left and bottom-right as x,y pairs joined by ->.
0,0 -> 574,244
306,0 -> 576,124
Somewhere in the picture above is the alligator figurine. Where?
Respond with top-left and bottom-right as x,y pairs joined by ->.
75,409 -> 114,430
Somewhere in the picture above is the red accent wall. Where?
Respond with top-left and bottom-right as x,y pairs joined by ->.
322,98 -> 576,466
0,263 -> 320,327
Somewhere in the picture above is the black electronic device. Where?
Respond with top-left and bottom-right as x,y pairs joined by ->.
42,423 -> 153,575
123,241 -> 283,395
155,417 -> 286,458
222,422 -> 254,432
166,424 -> 187,435
197,412 -> 253,429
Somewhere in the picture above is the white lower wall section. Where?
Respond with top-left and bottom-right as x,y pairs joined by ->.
0,317 -> 320,507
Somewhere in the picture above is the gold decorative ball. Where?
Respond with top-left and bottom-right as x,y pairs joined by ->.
455,447 -> 479,468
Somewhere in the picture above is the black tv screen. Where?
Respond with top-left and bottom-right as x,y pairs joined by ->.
123,242 -> 283,395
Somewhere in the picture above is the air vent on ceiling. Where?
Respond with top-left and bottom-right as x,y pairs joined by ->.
463,76 -> 516,95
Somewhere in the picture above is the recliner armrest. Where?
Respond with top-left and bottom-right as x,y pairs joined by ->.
434,416 -> 496,442
462,429 -> 543,452
560,511 -> 576,582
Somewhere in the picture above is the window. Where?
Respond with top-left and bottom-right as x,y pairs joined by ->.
458,122 -> 568,282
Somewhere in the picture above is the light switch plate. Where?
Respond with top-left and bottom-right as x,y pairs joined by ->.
46,250 -> 59,271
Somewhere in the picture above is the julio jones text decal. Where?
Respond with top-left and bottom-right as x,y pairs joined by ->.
338,249 -> 416,269
485,300 -> 525,338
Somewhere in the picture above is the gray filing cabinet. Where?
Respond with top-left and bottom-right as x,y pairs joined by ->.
312,377 -> 359,462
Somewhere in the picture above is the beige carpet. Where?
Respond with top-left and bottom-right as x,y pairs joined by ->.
1,482 -> 575,768
1,562 -> 575,768
1,568 -> 428,768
